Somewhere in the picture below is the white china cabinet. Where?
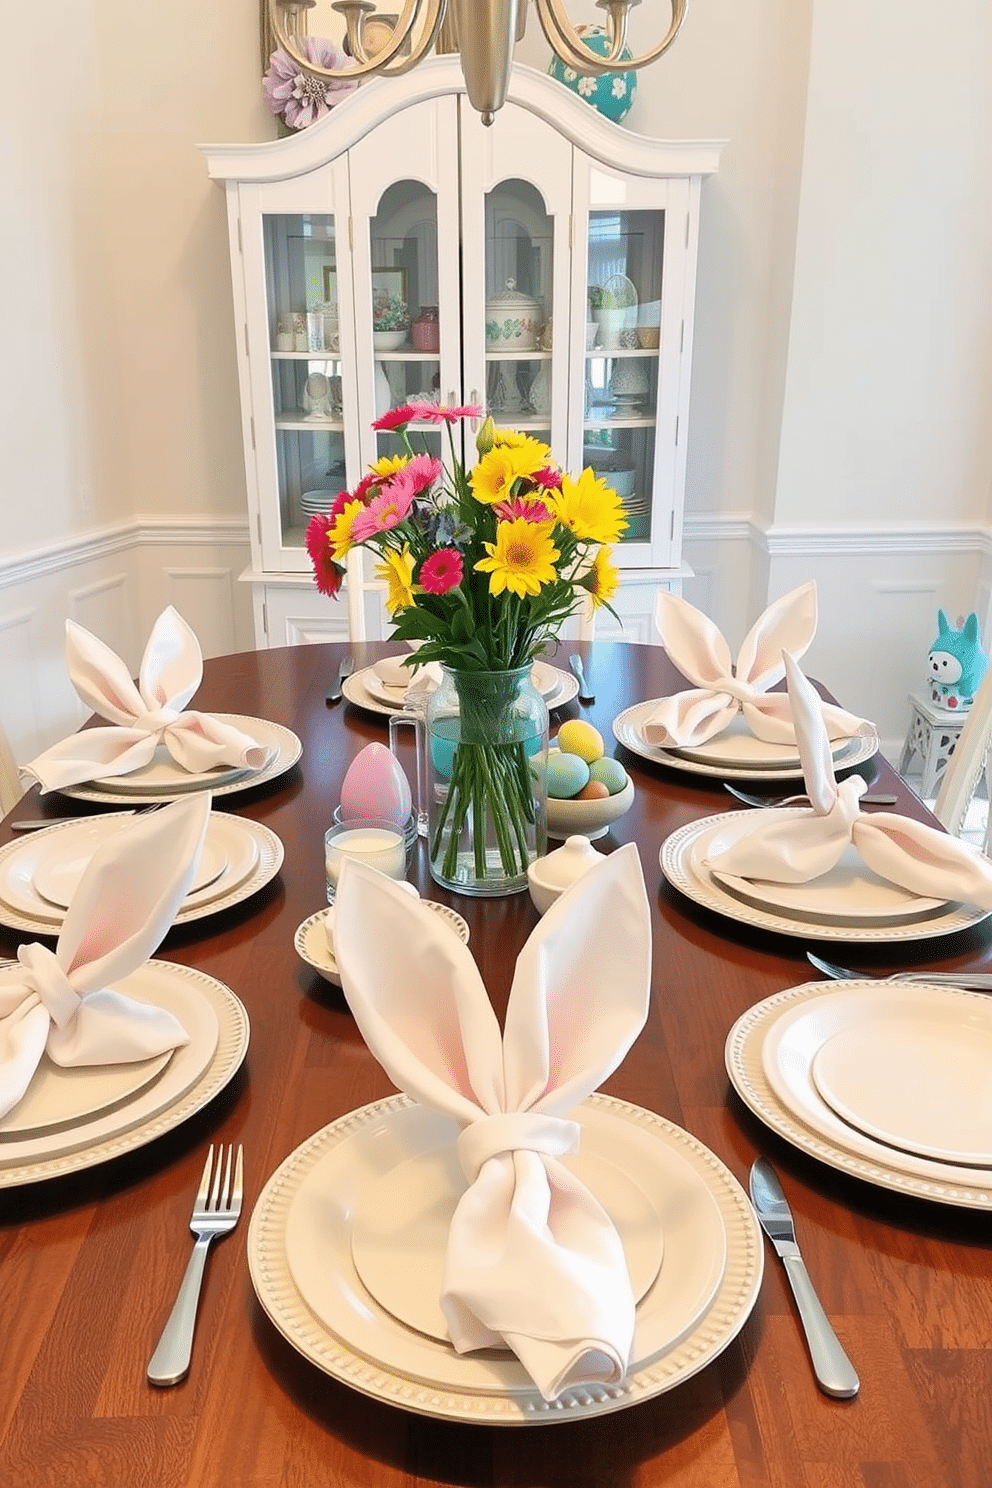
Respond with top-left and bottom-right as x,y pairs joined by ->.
201,58 -> 721,648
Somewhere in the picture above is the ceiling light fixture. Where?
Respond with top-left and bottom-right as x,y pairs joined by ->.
265,0 -> 688,126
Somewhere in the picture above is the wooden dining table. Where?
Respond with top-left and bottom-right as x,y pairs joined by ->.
3,638 -> 992,1487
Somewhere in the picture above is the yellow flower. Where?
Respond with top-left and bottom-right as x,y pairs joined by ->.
474,518 -> 560,599
491,427 -> 531,449
370,454 -> 409,478
375,545 -> 417,613
552,469 -> 629,543
470,439 -> 553,505
585,545 -> 620,608
329,499 -> 368,561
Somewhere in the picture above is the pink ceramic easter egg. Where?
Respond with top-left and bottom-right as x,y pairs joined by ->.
339,742 -> 412,829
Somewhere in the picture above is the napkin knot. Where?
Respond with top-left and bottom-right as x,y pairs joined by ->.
132,704 -> 182,733
711,672 -> 760,707
456,1111 -> 581,1184
16,943 -> 80,1029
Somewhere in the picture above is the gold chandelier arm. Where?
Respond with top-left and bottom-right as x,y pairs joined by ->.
268,0 -> 444,80
535,0 -> 688,73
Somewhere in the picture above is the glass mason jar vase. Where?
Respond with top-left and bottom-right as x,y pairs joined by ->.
394,665 -> 548,896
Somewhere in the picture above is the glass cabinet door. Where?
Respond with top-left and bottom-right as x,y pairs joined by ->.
574,166 -> 692,571
366,179 -> 445,468
482,179 -> 554,441
264,213 -> 347,560
583,207 -> 664,554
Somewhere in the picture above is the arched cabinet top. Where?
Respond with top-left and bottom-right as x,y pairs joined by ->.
200,57 -> 724,183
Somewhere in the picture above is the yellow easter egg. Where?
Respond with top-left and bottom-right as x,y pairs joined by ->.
557,719 -> 604,764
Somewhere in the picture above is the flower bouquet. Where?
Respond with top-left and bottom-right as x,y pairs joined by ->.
306,404 -> 626,893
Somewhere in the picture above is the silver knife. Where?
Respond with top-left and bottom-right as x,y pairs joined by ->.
749,1158 -> 860,1398
568,653 -> 595,703
326,654 -> 354,705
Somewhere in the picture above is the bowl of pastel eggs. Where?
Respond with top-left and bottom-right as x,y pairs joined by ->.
539,720 -> 635,840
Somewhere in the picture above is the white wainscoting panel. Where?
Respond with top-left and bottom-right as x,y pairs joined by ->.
0,520 -> 253,770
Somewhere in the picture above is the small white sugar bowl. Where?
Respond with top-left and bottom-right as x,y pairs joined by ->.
527,835 -> 602,915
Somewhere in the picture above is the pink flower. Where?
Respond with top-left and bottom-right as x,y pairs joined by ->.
420,548 -> 464,594
531,465 -> 562,491
415,403 -> 485,425
305,514 -> 344,596
330,488 -> 355,518
493,496 -> 555,524
404,453 -> 443,495
372,404 -> 421,431
261,37 -> 358,131
350,471 -> 382,505
350,473 -> 416,540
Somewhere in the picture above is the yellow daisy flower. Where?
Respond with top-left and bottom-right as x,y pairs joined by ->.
552,469 -> 629,543
474,518 -> 560,599
375,545 -> 416,613
370,454 -> 409,478
470,439 -> 553,505
585,545 -> 620,608
329,499 -> 368,561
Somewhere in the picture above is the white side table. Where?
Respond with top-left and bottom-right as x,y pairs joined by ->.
898,692 -> 969,797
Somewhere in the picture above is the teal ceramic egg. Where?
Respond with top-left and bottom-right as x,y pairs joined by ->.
589,757 -> 629,796
546,750 -> 591,800
548,26 -> 637,125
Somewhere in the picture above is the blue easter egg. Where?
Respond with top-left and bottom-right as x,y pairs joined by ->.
548,26 -> 637,125
546,751 -> 591,800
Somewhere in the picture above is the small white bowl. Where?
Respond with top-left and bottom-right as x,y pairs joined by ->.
372,329 -> 408,352
546,776 -> 635,841
295,897 -> 469,987
527,836 -> 603,915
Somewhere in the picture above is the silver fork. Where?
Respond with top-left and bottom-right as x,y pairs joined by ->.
147,1143 -> 244,1387
724,784 -> 897,809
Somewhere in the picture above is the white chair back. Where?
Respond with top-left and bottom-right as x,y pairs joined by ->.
932,664 -> 992,847
0,717 -> 22,816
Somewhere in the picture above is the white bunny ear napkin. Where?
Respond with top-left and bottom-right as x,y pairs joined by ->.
333,844 -> 652,1402
643,583 -> 871,747
706,652 -> 992,907
22,607 -> 270,793
0,794 -> 212,1121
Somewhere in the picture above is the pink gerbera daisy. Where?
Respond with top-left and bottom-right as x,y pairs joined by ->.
415,403 -> 485,425
419,548 -> 464,594
349,473 -> 416,541
531,465 -> 562,491
493,496 -> 555,524
403,453 -> 444,496
305,514 -> 344,596
372,404 -> 420,432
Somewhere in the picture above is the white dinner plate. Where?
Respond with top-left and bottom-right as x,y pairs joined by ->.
295,901 -> 469,988
804,987 -> 992,1165
0,813 -> 282,936
661,811 -> 989,943
59,715 -> 302,804
726,980 -> 992,1208
661,715 -> 851,772
248,1093 -> 761,1424
613,701 -> 879,783
344,667 -> 578,718
32,827 -> 227,909
696,813 -> 949,927
0,1048 -> 172,1137
349,1145 -> 665,1343
0,959 -> 248,1185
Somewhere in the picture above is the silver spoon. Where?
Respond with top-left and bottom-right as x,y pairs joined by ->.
724,784 -> 897,809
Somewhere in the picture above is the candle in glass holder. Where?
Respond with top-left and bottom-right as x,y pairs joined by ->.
324,817 -> 408,902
